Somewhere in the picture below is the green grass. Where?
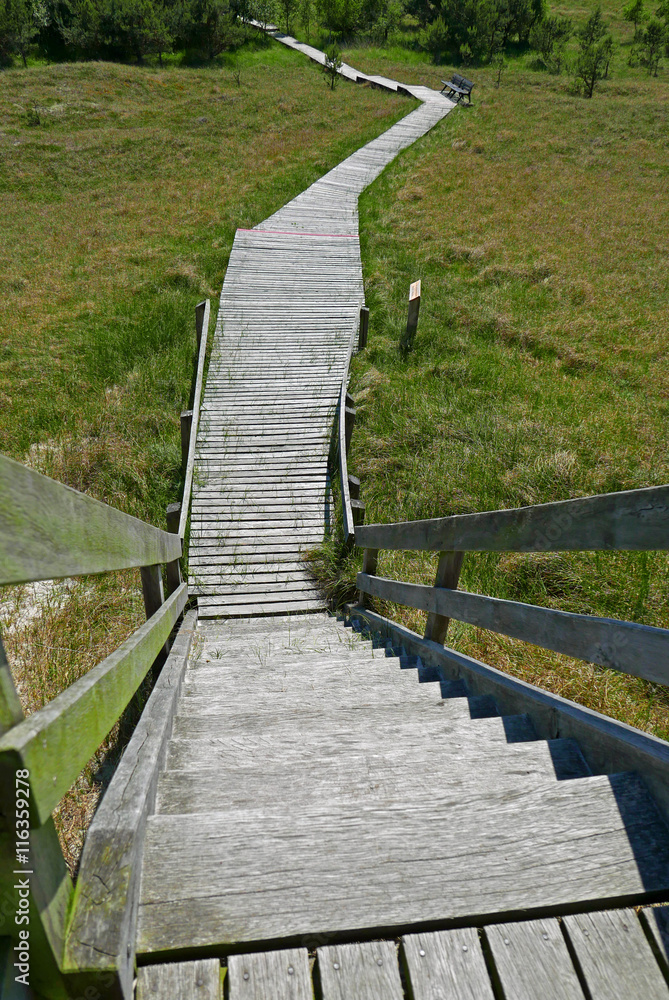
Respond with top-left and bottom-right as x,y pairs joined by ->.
0,39 -> 409,867
314,39 -> 669,739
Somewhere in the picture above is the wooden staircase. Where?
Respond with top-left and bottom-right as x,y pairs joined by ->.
133,612 -> 669,995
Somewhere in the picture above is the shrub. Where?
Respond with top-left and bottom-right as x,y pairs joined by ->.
323,39 -> 341,85
574,7 -> 614,96
530,14 -> 572,73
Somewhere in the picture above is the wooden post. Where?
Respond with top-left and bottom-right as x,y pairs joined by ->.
165,503 -> 182,595
345,405 -> 356,454
180,410 -> 193,474
351,499 -> 365,527
348,474 -> 361,501
140,565 -> 164,620
0,637 -> 73,998
400,279 -> 421,354
424,550 -> 464,645
359,306 -> 369,350
195,300 -> 207,349
358,547 -> 378,607
140,565 -> 169,671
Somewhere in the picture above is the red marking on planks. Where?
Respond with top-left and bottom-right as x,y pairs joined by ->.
238,228 -> 359,239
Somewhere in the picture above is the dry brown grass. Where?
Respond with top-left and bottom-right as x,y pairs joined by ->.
2,572 -> 144,873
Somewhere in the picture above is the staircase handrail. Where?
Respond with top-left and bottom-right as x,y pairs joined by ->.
0,452 -> 189,994
355,485 -> 669,687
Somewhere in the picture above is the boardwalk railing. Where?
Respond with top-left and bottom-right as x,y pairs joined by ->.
170,299 -> 210,541
355,486 -> 669,686
331,310 -> 369,548
0,453 -> 188,995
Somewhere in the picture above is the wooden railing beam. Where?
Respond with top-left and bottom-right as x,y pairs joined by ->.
0,455 -> 182,587
355,485 -> 669,554
0,583 -> 188,826
356,572 -> 669,686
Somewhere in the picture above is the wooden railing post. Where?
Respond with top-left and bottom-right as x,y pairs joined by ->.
165,503 -> 183,596
359,306 -> 369,350
358,548 -> 379,607
195,300 -> 207,349
424,550 -> 464,645
180,410 -> 193,474
345,398 -> 356,455
351,500 -> 366,527
0,637 -> 73,998
140,565 -> 170,668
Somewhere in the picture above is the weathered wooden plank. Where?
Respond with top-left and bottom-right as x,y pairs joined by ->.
356,573 -> 669,685
136,959 -> 220,1000
317,942 -> 403,1000
485,918 -> 584,1000
563,909 -> 669,999
349,605 -> 669,825
227,949 -> 310,999
356,486 -> 669,553
165,711 -> 536,769
138,773 -> 669,954
156,738 -> 588,815
402,927 -> 494,1000
0,582 -> 188,826
63,612 -> 196,994
197,599 -> 325,617
0,454 -> 181,585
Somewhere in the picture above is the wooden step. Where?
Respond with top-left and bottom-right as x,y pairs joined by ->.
137,771 -> 669,955
156,737 -> 591,815
165,712 -> 538,771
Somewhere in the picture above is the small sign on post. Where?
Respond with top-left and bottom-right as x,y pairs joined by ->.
400,279 -> 421,355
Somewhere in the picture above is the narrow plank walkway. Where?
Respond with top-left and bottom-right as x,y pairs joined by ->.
188,40 -> 454,617
133,35 -> 669,1000
138,905 -> 669,999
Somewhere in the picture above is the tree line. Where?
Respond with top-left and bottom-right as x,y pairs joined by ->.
1,0 -> 667,80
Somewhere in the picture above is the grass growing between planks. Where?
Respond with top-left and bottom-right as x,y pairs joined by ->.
0,39 -> 410,869
311,44 -> 669,740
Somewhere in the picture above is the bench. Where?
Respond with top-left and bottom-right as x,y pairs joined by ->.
441,73 -> 474,104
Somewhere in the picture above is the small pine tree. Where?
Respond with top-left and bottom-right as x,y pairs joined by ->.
639,16 -> 666,73
323,41 -> 342,87
575,7 -> 613,97
622,0 -> 645,35
530,14 -> 572,72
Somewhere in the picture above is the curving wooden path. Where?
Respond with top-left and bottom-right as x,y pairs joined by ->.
125,34 -> 669,1000
188,39 -> 455,617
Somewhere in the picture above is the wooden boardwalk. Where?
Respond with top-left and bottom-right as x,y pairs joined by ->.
60,37 -> 669,1000
188,50 -> 453,617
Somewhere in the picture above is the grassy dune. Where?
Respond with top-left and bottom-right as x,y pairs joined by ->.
326,43 -> 669,739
